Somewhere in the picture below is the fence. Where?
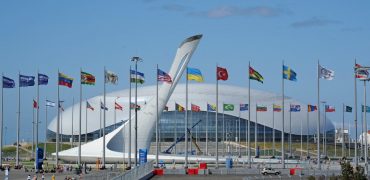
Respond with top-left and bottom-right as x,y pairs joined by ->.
111,161 -> 154,180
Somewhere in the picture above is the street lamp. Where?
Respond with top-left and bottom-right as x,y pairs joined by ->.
131,56 -> 142,167
359,77 -> 370,175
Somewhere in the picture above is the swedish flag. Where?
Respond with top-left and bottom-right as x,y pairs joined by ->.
187,67 -> 204,82
283,65 -> 297,81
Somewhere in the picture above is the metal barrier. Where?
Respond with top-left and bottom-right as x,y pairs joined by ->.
111,161 -> 154,180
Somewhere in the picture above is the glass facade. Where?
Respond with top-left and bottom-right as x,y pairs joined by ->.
48,111 -> 332,144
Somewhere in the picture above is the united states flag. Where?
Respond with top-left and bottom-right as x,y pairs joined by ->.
157,69 -> 172,83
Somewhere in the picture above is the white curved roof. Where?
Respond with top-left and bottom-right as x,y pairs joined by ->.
48,83 -> 334,136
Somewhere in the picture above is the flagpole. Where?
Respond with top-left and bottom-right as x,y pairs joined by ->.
103,67 -> 106,169
255,104 -> 258,157
363,80 -> 368,174
56,70 -> 60,166
306,108 -> 309,158
36,70 -> 40,151
156,64 -> 159,167
71,97 -> 74,148
238,105 -> 241,157
32,101 -> 35,159
223,103 -> 225,156
335,124 -> 337,157
44,99 -> 48,159
114,99 -> 116,130
317,60 -> 321,170
185,67 -> 189,168
99,103 -> 102,138
16,71 -> 20,167
0,74 -> 3,168
282,61 -> 285,169
248,61 -> 251,168
191,105 -> 193,153
348,114 -> 351,158
289,104 -> 292,158
361,106 -> 364,159
78,68 -> 82,167
272,105 -> 275,157
354,59 -> 358,166
215,65 -> 219,168
85,100 -> 87,144
205,102 -> 208,155
133,58 -> 140,167
324,105 -> 327,157
301,108 -> 303,159
263,110 -> 266,157
342,103 -> 345,157
175,103 -> 177,154
128,66 -> 132,169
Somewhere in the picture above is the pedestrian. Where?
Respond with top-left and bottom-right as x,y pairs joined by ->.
51,174 -> 55,180
41,173 -> 45,180
27,174 -> 31,180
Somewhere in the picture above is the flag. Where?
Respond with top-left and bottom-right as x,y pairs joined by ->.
19,74 -> 35,87
240,104 -> 248,111
100,102 -> 108,110
345,106 -> 352,113
249,66 -> 263,83
130,70 -> 145,84
319,65 -> 335,80
175,103 -> 185,112
355,64 -> 369,80
58,73 -> 73,88
191,104 -> 201,112
46,100 -> 56,107
256,105 -> 267,112
223,104 -> 234,111
130,103 -> 141,110
115,102 -> 123,111
207,104 -> 216,111
325,105 -> 335,112
86,101 -> 94,111
273,104 -> 282,112
33,100 -> 38,109
2,76 -> 15,88
187,67 -> 204,82
217,66 -> 228,81
362,105 -> 370,113
157,69 -> 172,83
38,73 -> 48,85
283,65 -> 297,81
290,104 -> 301,112
308,105 -> 317,112
81,71 -> 96,85
105,70 -> 118,84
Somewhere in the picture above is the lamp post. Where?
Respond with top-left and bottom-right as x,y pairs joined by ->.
131,56 -> 142,167
360,78 -> 370,175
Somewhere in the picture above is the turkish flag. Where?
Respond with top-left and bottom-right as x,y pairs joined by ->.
217,67 -> 228,81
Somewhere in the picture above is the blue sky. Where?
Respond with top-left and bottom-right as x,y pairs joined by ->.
0,0 -> 369,143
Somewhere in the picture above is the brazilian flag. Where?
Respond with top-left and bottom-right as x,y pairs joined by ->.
223,104 -> 234,111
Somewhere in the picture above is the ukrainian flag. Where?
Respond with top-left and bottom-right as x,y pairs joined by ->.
283,65 -> 297,81
187,67 -> 204,82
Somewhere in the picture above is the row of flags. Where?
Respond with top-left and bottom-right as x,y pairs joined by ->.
2,63 -> 368,88
169,102 -> 366,113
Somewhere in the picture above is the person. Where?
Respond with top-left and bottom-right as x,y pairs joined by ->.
41,173 -> 45,180
27,174 -> 31,180
51,174 -> 55,180
32,175 -> 37,180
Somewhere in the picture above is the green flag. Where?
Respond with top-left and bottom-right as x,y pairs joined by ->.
223,104 -> 234,111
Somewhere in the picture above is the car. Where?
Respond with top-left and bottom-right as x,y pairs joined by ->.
261,167 -> 281,175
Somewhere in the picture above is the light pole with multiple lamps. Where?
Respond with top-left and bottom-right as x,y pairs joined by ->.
131,56 -> 142,167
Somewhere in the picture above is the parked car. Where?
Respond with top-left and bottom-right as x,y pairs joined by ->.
261,167 -> 280,175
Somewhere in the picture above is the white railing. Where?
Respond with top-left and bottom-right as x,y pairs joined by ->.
111,161 -> 154,180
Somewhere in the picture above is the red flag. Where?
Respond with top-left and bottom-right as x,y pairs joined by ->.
325,105 -> 335,112
217,67 -> 228,81
191,104 -> 201,112
115,102 -> 123,111
33,100 -> 38,109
